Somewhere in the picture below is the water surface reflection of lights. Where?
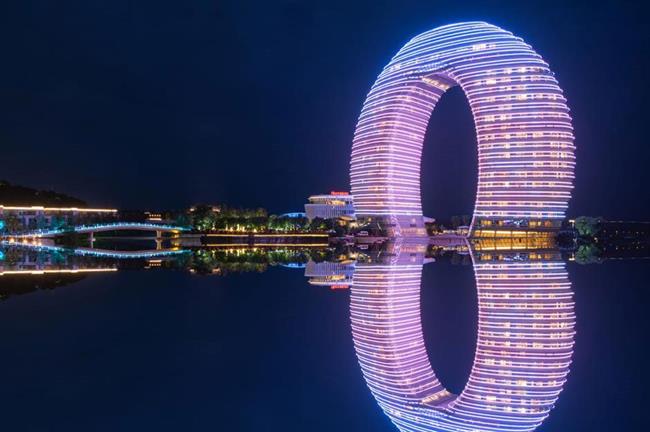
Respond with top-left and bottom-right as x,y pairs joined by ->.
350,253 -> 574,431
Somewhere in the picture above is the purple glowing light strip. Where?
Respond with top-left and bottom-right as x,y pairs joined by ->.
350,256 -> 575,431
350,22 -> 575,224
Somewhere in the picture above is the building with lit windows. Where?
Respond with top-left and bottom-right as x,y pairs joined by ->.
350,22 -> 575,236
304,192 -> 355,220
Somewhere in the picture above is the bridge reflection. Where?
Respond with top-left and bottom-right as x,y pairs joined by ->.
1,241 -> 188,259
350,242 -> 574,431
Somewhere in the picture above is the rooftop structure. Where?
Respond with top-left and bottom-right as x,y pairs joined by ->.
0,205 -> 117,213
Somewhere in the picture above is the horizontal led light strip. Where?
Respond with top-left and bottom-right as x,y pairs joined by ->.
203,243 -> 328,247
205,233 -> 329,237
0,205 -> 117,212
350,254 -> 574,431
350,21 -> 574,228
0,268 -> 117,276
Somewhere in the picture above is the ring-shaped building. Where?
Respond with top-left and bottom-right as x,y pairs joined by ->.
350,22 -> 575,236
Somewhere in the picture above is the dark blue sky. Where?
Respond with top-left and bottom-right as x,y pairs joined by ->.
1,1 -> 648,219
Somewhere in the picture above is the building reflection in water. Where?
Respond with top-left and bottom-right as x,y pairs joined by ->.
350,241 -> 575,432
1,237 -> 575,432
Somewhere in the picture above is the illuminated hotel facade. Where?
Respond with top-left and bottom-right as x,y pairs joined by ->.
350,22 -> 575,236
350,246 -> 575,431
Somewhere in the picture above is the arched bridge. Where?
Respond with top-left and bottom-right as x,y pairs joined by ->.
9,222 -> 190,238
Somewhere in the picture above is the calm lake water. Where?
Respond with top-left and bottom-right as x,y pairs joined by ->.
0,253 -> 647,431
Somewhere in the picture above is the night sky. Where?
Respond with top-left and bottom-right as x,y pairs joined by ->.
1,1 -> 649,220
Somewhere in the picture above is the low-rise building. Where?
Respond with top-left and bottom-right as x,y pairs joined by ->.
304,192 -> 355,220
304,260 -> 355,288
